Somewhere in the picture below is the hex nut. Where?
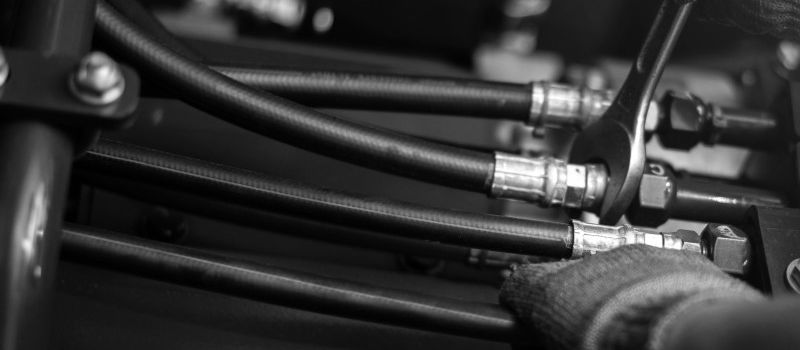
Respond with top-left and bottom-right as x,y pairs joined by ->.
563,164 -> 587,209
658,91 -> 706,150
673,229 -> 702,254
701,224 -> 751,275
627,162 -> 675,227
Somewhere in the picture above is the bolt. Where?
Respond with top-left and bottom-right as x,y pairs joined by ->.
786,258 -> 800,294
0,48 -> 9,89
69,51 -> 125,105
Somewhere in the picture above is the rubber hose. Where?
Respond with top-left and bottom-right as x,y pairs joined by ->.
214,67 -> 532,120
105,0 -> 531,120
60,224 -> 525,342
72,170 -> 475,262
105,0 -> 203,61
76,139 -> 574,258
95,2 -> 495,192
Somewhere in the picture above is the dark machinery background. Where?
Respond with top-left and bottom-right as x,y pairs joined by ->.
0,0 -> 797,349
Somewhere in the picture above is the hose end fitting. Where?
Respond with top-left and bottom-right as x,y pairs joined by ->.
491,153 -> 607,209
570,220 -> 698,259
528,82 -> 613,130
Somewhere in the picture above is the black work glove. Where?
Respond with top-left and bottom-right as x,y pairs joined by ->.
500,245 -> 763,350
701,0 -> 800,40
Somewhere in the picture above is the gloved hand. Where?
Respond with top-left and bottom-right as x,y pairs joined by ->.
499,245 -> 764,350
701,0 -> 800,40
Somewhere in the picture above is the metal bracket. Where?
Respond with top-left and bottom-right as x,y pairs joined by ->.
569,0 -> 696,224
0,48 -> 139,128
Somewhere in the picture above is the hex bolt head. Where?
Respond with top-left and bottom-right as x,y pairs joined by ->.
701,224 -> 751,275
626,162 -> 674,227
69,51 -> 125,105
658,91 -> 707,150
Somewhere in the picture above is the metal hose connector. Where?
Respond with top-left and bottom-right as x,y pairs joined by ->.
528,82 -> 614,129
570,220 -> 701,259
491,153 -> 607,210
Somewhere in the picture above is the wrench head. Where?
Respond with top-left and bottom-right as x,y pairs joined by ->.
569,117 -> 646,224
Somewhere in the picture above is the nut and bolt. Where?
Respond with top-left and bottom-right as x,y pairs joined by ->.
69,51 -> 125,106
701,224 -> 751,275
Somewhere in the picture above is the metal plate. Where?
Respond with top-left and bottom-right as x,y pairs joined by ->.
0,49 -> 139,128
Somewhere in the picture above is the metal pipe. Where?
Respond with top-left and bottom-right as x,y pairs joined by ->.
627,162 -> 787,226
0,1 -> 95,349
0,121 -> 73,350
672,179 -> 786,224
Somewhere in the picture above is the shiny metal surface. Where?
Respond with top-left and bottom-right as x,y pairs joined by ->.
570,219 -> 698,258
1,0 -> 92,348
569,0 -> 696,224
70,51 -> 126,106
528,81 -> 612,129
0,49 -> 9,89
0,121 -> 73,350
491,152 -> 563,205
786,258 -> 800,294
491,153 -> 607,209
701,224 -> 751,275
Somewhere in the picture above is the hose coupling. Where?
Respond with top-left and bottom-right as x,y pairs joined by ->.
491,153 -> 607,209
528,81 -> 613,130
570,220 -> 701,259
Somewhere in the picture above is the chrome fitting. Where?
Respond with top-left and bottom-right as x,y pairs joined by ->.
528,82 -> 613,129
570,220 -> 690,259
491,152 -> 566,206
492,153 -> 607,209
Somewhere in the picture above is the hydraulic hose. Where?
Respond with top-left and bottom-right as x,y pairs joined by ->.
104,0 -> 531,120
76,139 -> 574,258
104,0 -> 203,61
95,1 -> 495,192
214,67 -> 532,120
60,224 -> 524,342
72,171 -> 477,262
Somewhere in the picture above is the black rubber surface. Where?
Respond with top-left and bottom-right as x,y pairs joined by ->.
76,139 -> 574,257
96,1 -> 495,192
215,67 -> 531,120
60,224 -> 525,342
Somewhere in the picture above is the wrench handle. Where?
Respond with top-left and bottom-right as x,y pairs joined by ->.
609,0 -> 696,129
